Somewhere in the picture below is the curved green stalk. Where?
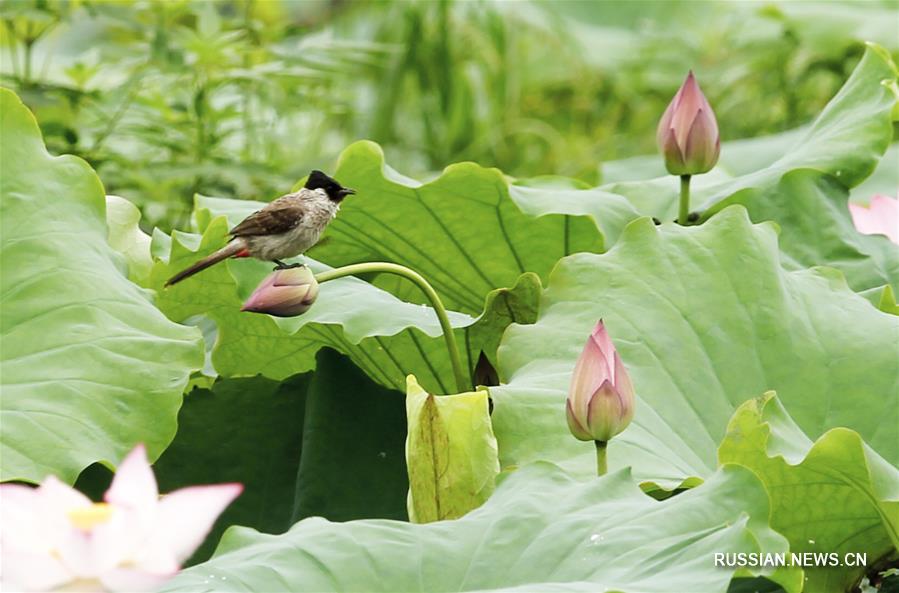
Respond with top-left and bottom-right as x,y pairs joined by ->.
315,262 -> 469,393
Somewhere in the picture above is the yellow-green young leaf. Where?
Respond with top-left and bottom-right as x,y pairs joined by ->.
105,195 -> 153,285
718,392 -> 899,593
877,284 -> 899,316
405,375 -> 499,523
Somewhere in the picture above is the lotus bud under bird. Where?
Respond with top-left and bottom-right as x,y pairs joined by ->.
242,266 -> 319,317
566,320 -> 635,444
657,71 -> 720,176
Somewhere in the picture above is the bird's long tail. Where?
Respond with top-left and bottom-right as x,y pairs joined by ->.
165,241 -> 248,287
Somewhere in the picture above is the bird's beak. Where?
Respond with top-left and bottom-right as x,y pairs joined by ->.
339,188 -> 357,197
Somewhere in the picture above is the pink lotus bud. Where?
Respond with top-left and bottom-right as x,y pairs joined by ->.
566,320 -> 635,442
241,266 -> 319,317
848,195 -> 898,245
657,71 -> 720,176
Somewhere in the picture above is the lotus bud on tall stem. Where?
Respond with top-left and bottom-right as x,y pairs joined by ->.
565,320 -> 636,476
657,71 -> 720,225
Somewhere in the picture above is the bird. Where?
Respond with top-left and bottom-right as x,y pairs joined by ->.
165,170 -> 355,287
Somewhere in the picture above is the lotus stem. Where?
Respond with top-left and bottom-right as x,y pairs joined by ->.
595,440 -> 608,476
315,262 -> 469,393
678,174 -> 692,225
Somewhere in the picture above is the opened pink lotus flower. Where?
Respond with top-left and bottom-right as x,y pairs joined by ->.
566,320 -> 635,443
241,266 -> 319,317
0,445 -> 241,592
848,194 -> 898,245
657,71 -> 720,176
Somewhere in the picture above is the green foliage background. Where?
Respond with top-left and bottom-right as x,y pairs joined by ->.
1,1 -> 898,592
3,0 -> 897,228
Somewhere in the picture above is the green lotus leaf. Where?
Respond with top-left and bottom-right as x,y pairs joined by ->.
492,206 -> 899,488
719,392 -> 899,592
603,159 -> 898,296
160,463 -> 801,593
465,271 -> 542,380
724,169 -> 899,294
105,194 -> 154,285
0,88 -> 203,483
150,373 -> 309,564
292,348 -> 409,523
852,143 -> 898,204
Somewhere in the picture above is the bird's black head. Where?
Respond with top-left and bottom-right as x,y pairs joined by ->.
305,170 -> 356,202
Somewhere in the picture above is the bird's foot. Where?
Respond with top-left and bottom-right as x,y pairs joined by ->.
272,259 -> 305,270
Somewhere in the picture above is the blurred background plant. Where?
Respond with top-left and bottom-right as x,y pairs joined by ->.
2,0 -> 896,229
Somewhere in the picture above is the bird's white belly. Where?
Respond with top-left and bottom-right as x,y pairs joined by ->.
246,224 -> 322,260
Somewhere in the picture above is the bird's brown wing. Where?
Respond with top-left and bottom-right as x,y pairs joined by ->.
230,203 -> 305,237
